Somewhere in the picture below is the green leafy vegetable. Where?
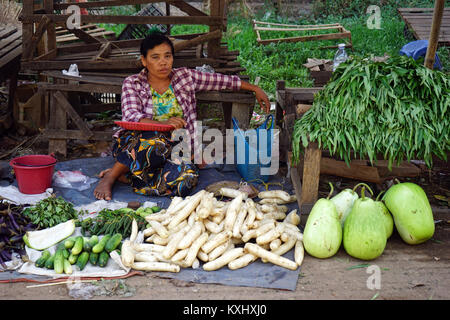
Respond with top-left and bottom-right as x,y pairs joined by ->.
292,56 -> 450,169
22,195 -> 79,229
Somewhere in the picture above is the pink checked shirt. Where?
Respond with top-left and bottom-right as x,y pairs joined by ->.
118,67 -> 242,153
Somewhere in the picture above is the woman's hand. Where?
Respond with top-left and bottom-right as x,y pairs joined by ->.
254,87 -> 271,113
139,117 -> 186,130
240,81 -> 271,113
163,117 -> 186,130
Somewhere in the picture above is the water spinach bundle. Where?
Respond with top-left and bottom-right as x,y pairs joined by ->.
292,56 -> 450,169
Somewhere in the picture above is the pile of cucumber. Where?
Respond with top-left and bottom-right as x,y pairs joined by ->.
35,233 -> 122,274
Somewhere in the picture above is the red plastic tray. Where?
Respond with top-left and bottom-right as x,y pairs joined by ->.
115,121 -> 175,132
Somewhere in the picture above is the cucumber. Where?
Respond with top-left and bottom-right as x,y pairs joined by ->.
83,237 -> 92,253
54,249 -> 64,274
63,259 -> 72,274
98,251 -> 110,267
151,206 -> 161,213
92,234 -> 111,254
76,252 -> 89,271
105,233 -> 122,253
63,248 -> 70,259
71,236 -> 84,255
89,252 -> 99,266
64,237 -> 76,249
35,250 -> 51,268
88,235 -> 99,248
68,252 -> 78,264
45,254 -> 55,269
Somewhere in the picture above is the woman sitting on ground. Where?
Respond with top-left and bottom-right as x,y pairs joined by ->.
94,31 -> 271,201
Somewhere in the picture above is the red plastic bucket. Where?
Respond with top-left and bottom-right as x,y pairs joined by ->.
9,155 -> 57,194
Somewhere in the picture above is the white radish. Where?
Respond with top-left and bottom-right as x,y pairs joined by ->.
224,193 -> 244,231
295,240 -> 304,266
131,261 -> 180,273
258,190 -> 291,202
244,243 -> 297,271
184,232 -> 209,267
203,247 -> 245,271
228,253 -> 257,270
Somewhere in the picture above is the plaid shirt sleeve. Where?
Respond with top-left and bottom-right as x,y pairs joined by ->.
190,69 -> 241,92
121,76 -> 146,123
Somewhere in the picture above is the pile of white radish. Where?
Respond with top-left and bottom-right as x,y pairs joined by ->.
120,188 -> 304,273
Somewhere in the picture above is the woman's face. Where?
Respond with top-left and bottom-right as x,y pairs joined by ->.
141,42 -> 173,80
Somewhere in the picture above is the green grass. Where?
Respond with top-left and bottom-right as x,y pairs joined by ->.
99,1 -> 449,103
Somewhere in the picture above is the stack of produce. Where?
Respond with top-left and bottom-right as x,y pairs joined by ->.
303,181 -> 435,261
292,56 -> 450,169
80,207 -> 148,238
33,233 -> 123,274
120,189 -> 304,273
0,202 -> 37,268
22,196 -> 80,229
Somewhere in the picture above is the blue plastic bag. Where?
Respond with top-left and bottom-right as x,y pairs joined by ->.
232,115 -> 274,182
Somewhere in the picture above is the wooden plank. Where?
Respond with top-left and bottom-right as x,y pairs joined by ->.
0,39 -> 21,59
92,42 -> 112,61
21,57 -> 227,71
258,31 -> 352,45
170,1 -> 208,17
38,82 -> 122,94
25,15 -> 51,60
0,29 -> 21,49
67,28 -> 103,44
374,160 -> 422,178
21,14 -> 224,26
53,90 -> 93,138
54,0 -> 174,10
300,143 -> 322,205
0,45 -> 22,70
0,26 -> 17,40
320,157 -> 382,184
173,29 -> 222,52
43,129 -> 113,141
197,91 -> 255,104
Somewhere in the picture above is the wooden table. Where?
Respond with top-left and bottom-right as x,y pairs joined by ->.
398,7 -> 450,45
37,70 -> 256,157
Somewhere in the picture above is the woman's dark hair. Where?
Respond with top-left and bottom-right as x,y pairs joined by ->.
140,31 -> 174,57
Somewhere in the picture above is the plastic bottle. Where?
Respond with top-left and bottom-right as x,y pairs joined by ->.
333,43 -> 348,72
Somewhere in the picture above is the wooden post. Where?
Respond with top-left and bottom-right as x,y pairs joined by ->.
48,79 -> 68,158
44,0 -> 57,60
208,0 -> 224,58
300,142 -> 322,207
166,2 -> 171,35
424,0 -> 445,69
21,0 -> 34,62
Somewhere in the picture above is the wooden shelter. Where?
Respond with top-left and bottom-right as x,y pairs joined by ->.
19,0 -> 255,157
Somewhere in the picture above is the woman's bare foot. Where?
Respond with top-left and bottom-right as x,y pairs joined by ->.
98,168 -> 111,178
94,173 -> 115,200
98,168 -> 128,183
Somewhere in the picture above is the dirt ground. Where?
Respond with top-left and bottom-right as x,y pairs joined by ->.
0,220 -> 448,300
